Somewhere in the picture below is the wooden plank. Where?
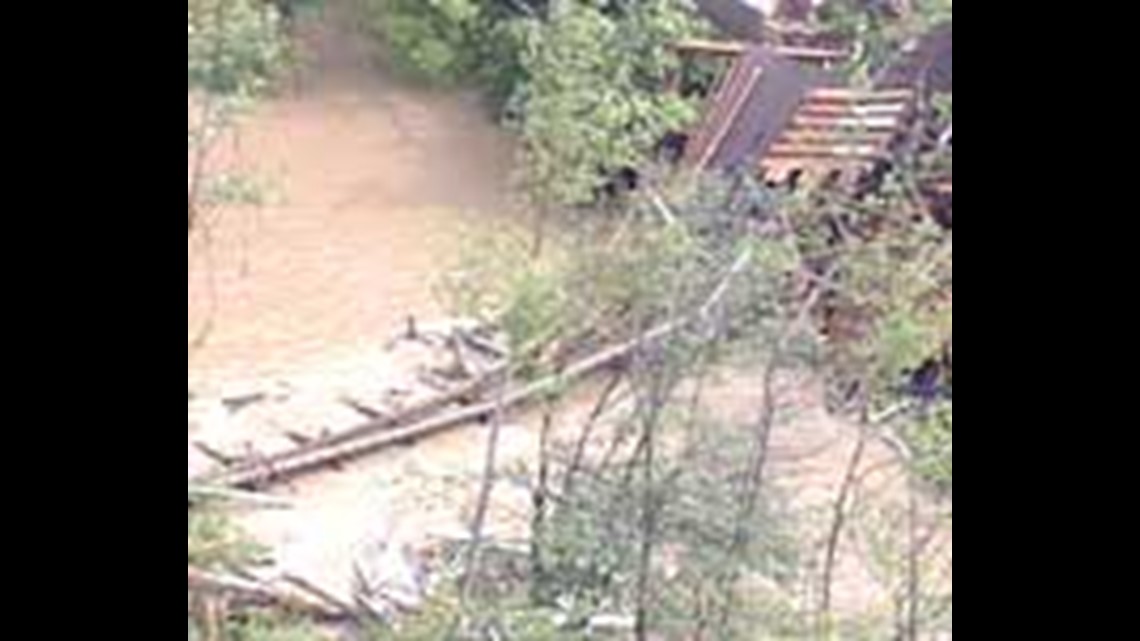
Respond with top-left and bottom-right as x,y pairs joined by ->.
766,19 -> 828,38
779,129 -> 894,145
194,442 -> 242,467
774,46 -> 851,63
796,102 -> 910,117
671,39 -> 849,64
684,55 -> 755,163
804,88 -> 916,103
790,115 -> 904,131
671,39 -> 746,57
767,143 -> 884,159
694,65 -> 765,171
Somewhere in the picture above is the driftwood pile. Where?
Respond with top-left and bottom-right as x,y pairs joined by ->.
188,320 -> 511,488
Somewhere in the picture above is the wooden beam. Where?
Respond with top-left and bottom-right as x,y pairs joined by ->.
796,102 -> 910,117
767,143 -> 885,159
766,19 -> 829,38
805,88 -> 916,103
773,46 -> 851,63
670,39 -> 849,64
790,115 -> 904,131
694,64 -> 765,171
779,129 -> 894,145
671,39 -> 746,57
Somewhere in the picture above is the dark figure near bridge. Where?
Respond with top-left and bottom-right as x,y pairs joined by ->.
657,131 -> 689,165
595,166 -> 641,203
907,359 -> 942,401
903,350 -> 952,403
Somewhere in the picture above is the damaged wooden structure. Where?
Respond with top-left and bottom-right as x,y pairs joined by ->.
672,20 -> 952,216
672,12 -> 953,396
675,44 -> 913,189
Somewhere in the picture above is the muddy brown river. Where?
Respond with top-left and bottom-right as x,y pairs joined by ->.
188,2 -> 518,391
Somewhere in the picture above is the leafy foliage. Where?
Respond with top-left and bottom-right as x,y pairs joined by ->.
188,507 -> 263,569
819,0 -> 952,86
532,416 -> 803,636
905,401 -> 952,489
838,1 -> 953,57
227,616 -> 325,641
360,0 -> 706,208
188,0 -> 288,97
780,157 -> 952,490
188,610 -> 324,641
439,177 -> 799,370
362,0 -> 484,82
360,0 -> 525,104
514,0 -> 703,207
438,181 -> 823,638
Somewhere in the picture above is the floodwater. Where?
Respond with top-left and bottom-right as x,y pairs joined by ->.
187,1 -> 518,391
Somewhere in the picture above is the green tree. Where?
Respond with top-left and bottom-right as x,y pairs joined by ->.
361,0 -> 525,103
515,0 -> 702,209
820,0 -> 953,86
359,0 -> 705,213
362,0 -> 485,82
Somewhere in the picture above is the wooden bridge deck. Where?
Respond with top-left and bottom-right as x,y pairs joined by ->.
759,87 -> 916,185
